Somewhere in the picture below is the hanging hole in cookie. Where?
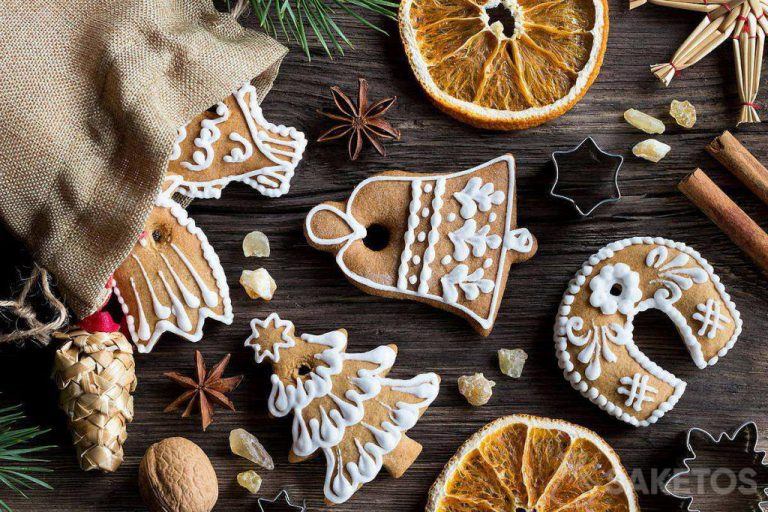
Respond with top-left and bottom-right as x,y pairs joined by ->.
150,224 -> 173,244
363,224 -> 390,251
610,283 -> 623,297
298,364 -> 312,376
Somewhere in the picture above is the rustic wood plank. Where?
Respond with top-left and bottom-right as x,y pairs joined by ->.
2,1 -> 768,510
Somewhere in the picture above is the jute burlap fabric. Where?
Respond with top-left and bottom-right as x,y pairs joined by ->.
0,0 -> 287,319
54,329 -> 137,472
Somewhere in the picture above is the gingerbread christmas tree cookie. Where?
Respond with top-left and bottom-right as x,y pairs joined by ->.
113,177 -> 233,353
167,83 -> 307,199
244,313 -> 440,504
554,237 -> 742,427
305,155 -> 537,336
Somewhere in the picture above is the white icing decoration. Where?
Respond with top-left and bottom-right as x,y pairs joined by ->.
245,313 -> 296,363
244,313 -> 439,505
483,258 -> 492,269
554,237 -> 742,427
397,180 -> 422,291
421,207 -> 430,218
448,219 -> 501,262
132,254 -> 171,320
181,103 -> 229,171
489,212 -> 497,222
424,183 -> 433,193
172,83 -> 307,199
588,263 -> 642,315
645,245 -> 709,305
417,232 -> 426,242
504,228 -> 535,253
453,176 -> 505,219
412,255 -> 421,265
418,178 -> 445,294
112,178 -> 233,353
566,317 -> 631,380
223,132 -> 254,163
408,275 -> 417,285
441,265 -> 495,304
692,298 -> 731,339
447,212 -> 457,222
168,125 -> 186,161
441,255 -> 452,265
618,373 -> 658,412
304,155 -> 532,331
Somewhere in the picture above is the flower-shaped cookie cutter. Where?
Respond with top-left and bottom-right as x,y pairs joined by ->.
665,421 -> 768,512
550,137 -> 623,217
258,489 -> 307,512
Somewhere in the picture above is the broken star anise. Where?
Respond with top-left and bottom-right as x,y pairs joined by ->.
317,78 -> 401,161
164,350 -> 243,431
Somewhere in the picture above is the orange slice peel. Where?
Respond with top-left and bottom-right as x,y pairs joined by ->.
427,414 -> 639,512
399,0 -> 609,129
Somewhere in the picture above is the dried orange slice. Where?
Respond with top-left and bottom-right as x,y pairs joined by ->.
427,415 -> 638,512
399,0 -> 609,129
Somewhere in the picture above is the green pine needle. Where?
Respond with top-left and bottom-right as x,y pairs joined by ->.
0,404 -> 53,511
242,0 -> 397,59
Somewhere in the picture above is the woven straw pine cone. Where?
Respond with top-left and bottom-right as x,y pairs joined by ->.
54,329 -> 136,472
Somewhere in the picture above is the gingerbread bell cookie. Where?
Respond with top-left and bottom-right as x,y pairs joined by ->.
113,177 -> 233,353
555,237 -> 742,427
305,155 -> 537,336
167,83 -> 307,199
244,313 -> 440,504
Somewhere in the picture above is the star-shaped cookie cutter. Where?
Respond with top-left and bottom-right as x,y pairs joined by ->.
257,489 -> 307,512
549,137 -> 623,217
665,421 -> 768,512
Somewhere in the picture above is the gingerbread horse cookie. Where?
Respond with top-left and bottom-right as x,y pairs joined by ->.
305,155 -> 537,336
555,237 -> 742,427
113,177 -> 233,353
245,313 -> 440,504
167,83 -> 307,199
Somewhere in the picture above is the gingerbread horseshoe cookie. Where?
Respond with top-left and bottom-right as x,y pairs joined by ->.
554,237 -> 742,427
167,83 -> 307,199
113,177 -> 233,353
305,155 -> 537,336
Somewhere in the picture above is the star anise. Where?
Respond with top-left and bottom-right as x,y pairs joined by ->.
163,351 -> 243,431
317,78 -> 401,161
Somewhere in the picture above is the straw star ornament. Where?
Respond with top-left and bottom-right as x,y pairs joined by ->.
632,0 -> 766,124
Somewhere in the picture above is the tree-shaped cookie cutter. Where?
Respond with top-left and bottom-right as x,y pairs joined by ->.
550,137 -> 623,217
257,489 -> 307,511
665,421 -> 768,512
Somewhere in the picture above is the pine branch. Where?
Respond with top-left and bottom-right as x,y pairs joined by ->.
240,0 -> 398,59
0,404 -> 53,511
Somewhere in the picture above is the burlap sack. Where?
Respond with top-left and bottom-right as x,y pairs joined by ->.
0,0 -> 287,320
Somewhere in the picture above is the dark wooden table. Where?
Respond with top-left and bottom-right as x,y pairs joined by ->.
2,1 -> 768,510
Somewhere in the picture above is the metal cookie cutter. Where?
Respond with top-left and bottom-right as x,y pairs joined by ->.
258,489 -> 307,511
665,421 -> 768,512
549,137 -> 623,217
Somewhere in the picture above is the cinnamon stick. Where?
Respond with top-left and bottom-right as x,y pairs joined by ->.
707,131 -> 768,204
679,168 -> 768,274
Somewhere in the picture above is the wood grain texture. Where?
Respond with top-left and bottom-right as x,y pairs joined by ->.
2,0 -> 768,510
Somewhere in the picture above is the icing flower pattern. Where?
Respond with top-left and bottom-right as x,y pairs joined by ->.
589,263 -> 642,315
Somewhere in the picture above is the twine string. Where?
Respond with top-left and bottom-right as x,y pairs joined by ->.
0,265 -> 68,345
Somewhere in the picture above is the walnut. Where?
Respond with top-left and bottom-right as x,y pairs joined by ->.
138,437 -> 218,512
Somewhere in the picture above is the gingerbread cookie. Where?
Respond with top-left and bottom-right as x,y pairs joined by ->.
113,177 -> 233,353
305,155 -> 537,336
554,237 -> 742,427
244,313 -> 440,504
167,83 -> 306,199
